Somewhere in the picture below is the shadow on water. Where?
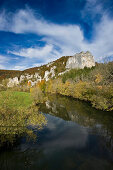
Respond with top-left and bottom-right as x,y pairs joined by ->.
0,94 -> 113,170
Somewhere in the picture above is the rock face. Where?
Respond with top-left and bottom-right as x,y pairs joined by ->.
6,51 -> 95,87
7,74 -> 42,87
7,77 -> 19,87
44,66 -> 56,81
66,51 -> 95,69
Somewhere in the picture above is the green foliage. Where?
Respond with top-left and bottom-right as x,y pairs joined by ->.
62,67 -> 94,83
61,62 -> 113,85
9,85 -> 30,92
45,62 -> 113,111
0,91 -> 47,146
30,87 -> 46,104
89,62 -> 113,85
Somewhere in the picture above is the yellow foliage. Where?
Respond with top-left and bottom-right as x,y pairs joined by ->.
30,86 -> 46,104
97,85 -> 103,90
30,87 -> 34,93
27,81 -> 31,87
73,81 -> 88,99
46,79 -> 53,93
95,73 -> 102,84
36,80 -> 46,92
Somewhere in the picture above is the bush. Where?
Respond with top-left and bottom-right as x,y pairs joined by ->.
30,87 -> 46,104
0,91 -> 47,146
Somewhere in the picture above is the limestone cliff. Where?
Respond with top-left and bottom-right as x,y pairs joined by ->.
66,51 -> 95,69
0,51 -> 95,87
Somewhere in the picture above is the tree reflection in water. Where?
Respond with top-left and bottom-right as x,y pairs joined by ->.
40,94 -> 113,153
0,94 -> 113,170
0,104 -> 47,147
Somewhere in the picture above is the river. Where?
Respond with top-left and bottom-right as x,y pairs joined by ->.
0,94 -> 113,170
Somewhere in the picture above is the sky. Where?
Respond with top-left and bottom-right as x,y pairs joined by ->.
0,0 -> 113,70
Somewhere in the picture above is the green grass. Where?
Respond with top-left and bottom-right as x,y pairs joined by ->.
0,91 -> 33,109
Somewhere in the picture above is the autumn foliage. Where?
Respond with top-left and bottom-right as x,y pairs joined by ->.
45,62 -> 113,111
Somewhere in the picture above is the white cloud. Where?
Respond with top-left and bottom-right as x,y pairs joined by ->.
0,11 -> 8,31
84,15 -> 113,61
13,65 -> 28,70
81,0 -> 103,21
0,55 -> 8,63
32,62 -> 48,67
0,64 -> 6,69
0,5 -> 113,69
0,55 -> 8,69
0,9 -> 84,57
9,44 -> 53,58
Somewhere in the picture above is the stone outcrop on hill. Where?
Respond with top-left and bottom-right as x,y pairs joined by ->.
1,51 -> 95,87
7,77 -> 19,87
66,51 -> 95,69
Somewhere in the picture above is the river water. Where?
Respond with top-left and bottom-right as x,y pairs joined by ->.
0,94 -> 113,170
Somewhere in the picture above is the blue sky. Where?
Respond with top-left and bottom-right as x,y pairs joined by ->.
0,0 -> 113,70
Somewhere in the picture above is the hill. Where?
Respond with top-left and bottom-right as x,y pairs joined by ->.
0,51 -> 95,87
0,51 -> 113,111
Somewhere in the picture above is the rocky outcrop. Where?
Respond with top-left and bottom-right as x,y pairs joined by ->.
44,66 -> 56,81
66,51 -> 95,69
6,51 -> 95,87
7,77 -> 19,87
58,69 -> 70,76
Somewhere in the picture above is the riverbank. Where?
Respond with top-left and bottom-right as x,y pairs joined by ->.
44,63 -> 113,111
45,80 -> 113,111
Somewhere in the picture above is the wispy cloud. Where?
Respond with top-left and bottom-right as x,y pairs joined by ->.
5,8 -> 84,56
0,55 -> 8,63
0,64 -> 6,69
0,55 -> 9,69
13,65 -> 28,70
81,0 -> 103,22
9,45 -> 53,58
85,15 -> 113,61
0,2 -> 113,69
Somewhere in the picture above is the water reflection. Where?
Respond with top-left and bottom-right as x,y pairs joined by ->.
0,94 -> 113,170
40,94 -> 113,152
0,104 -> 47,148
41,114 -> 88,150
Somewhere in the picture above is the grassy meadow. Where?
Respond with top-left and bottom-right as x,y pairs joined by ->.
0,91 -> 33,108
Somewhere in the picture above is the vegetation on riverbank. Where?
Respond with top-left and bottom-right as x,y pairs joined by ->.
0,61 -> 113,112
0,91 -> 47,146
45,62 -> 113,111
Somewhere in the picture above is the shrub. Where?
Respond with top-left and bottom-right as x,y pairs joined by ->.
30,87 -> 46,104
0,91 -> 47,146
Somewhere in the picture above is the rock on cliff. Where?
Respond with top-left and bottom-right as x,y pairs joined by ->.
0,51 -> 95,87
7,77 -> 19,87
66,51 -> 95,69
